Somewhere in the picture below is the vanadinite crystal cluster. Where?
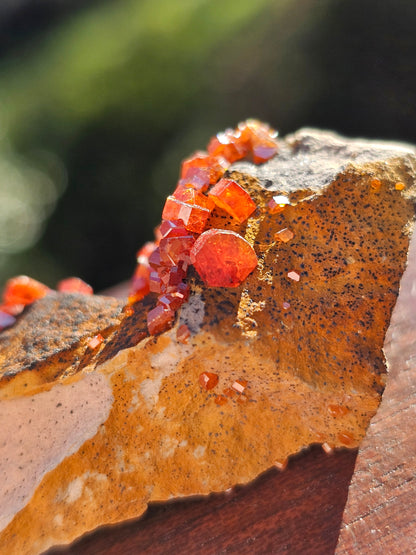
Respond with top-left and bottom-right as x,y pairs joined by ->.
127,120 -> 281,336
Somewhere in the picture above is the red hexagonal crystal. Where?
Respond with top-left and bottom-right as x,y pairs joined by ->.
190,228 -> 258,287
147,305 -> 175,335
162,196 -> 211,234
57,277 -> 93,295
3,276 -> 50,307
208,178 -> 257,223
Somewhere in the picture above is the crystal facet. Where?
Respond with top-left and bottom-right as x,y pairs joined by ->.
287,271 -> 300,282
176,323 -> 191,344
147,305 -> 175,335
162,196 -> 211,234
208,179 -> 256,223
3,276 -> 50,307
275,228 -> 294,243
57,277 -> 93,295
88,334 -> 104,349
267,195 -> 290,214
191,228 -> 258,287
199,372 -> 219,390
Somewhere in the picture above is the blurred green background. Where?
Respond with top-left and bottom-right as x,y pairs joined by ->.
1,0 -> 416,292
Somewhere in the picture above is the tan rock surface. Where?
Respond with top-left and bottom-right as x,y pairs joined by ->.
0,129 -> 415,554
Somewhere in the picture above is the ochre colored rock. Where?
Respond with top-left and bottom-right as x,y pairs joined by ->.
0,129 -> 415,554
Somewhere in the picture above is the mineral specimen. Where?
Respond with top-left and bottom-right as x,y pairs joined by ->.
0,123 -> 415,554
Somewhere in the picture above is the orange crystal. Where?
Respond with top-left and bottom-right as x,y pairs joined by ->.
176,323 -> 191,344
190,228 -> 258,287
162,196 -> 211,234
238,120 -> 278,164
232,379 -> 248,393
181,151 -> 228,187
172,184 -> 215,211
395,181 -> 406,191
275,228 -> 294,243
268,194 -> 290,214
3,275 -> 50,307
88,333 -> 104,350
199,371 -> 219,390
287,271 -> 300,282
338,431 -> 355,446
57,277 -> 93,295
208,178 -> 257,223
207,129 -> 249,163
327,404 -> 349,417
147,305 -> 175,335
370,178 -> 382,191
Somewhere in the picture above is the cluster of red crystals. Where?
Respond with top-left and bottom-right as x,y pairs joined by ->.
125,120 -> 280,337
190,229 -> 258,287
57,277 -> 93,295
208,119 -> 278,164
180,151 -> 228,190
0,274 -> 96,329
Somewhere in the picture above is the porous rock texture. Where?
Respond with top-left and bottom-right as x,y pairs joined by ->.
1,129 -> 415,554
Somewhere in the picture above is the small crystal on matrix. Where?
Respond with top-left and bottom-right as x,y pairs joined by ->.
190,228 -> 258,287
268,195 -> 290,214
147,305 -> 175,335
287,271 -> 300,282
275,228 -> 294,243
199,372 -> 219,390
208,178 -> 257,223
57,277 -> 93,295
176,323 -> 191,344
88,334 -> 104,350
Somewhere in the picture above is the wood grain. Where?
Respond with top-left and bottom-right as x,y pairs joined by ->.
336,234 -> 416,553
48,447 -> 356,555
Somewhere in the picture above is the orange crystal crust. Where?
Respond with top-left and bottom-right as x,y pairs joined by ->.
190,228 -> 258,287
209,178 -> 257,223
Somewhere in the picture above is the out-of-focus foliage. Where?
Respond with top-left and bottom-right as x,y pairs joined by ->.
1,0 -> 416,291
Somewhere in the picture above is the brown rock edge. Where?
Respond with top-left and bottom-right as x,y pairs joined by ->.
0,129 -> 415,554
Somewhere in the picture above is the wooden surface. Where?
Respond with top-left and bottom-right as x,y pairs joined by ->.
47,239 -> 416,555
336,234 -> 416,553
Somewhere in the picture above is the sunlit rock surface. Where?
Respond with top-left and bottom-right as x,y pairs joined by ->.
0,129 -> 415,554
